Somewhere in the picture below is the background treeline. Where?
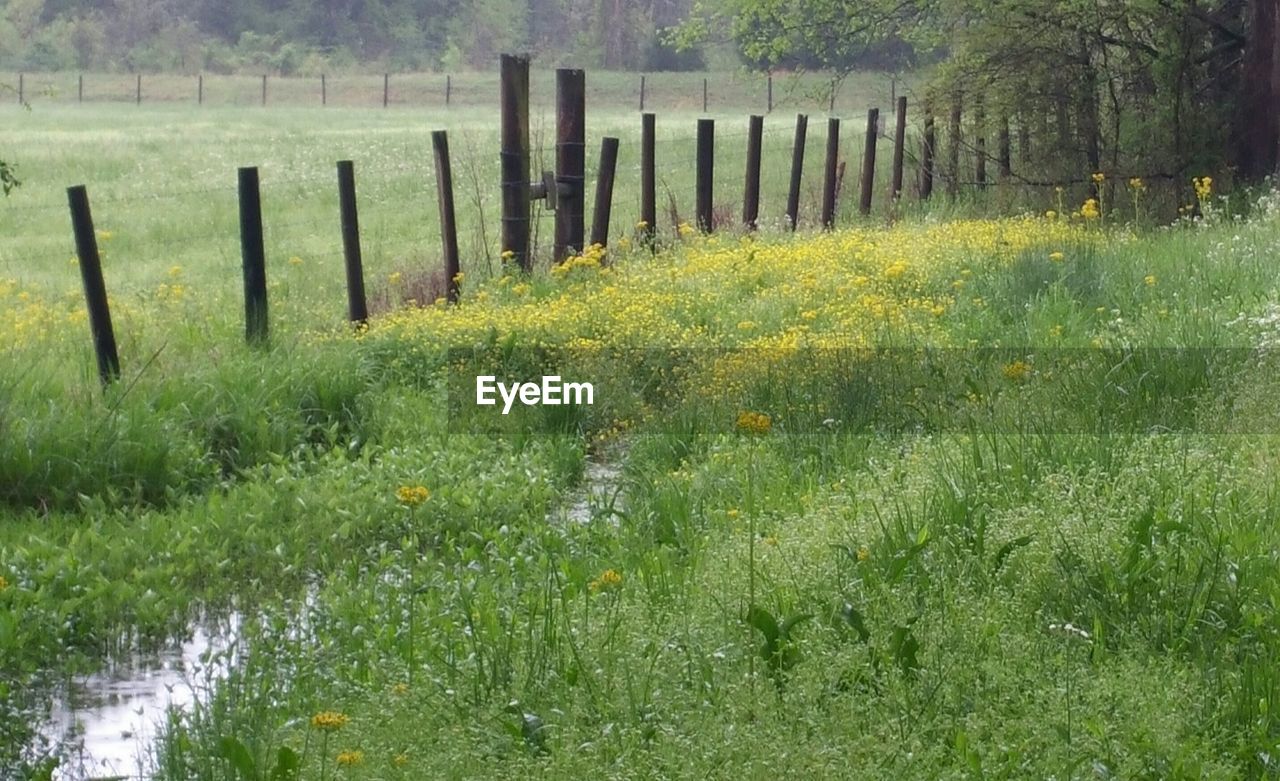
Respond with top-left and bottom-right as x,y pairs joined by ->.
0,0 -> 711,73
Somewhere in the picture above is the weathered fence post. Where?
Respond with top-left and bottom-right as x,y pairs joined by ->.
859,108 -> 879,216
261,74 -> 267,106
67,185 -> 120,386
639,75 -> 646,111
703,77 -> 708,113
767,74 -> 773,114
432,130 -> 461,303
321,73 -> 327,106
891,96 -> 907,200
821,117 -> 840,229
554,68 -> 586,261
78,73 -> 83,103
136,73 -> 141,105
500,54 -> 531,271
947,95 -> 962,198
743,114 -> 764,230
696,118 -> 714,232
445,74 -> 451,106
999,115 -> 1012,178
921,108 -> 935,200
197,74 -> 203,105
383,73 -> 389,108
590,136 -> 619,250
641,112 -> 656,245
787,114 -> 808,231
336,160 -> 369,324
238,167 -> 269,344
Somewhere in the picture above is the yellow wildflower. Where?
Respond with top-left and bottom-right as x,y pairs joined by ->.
736,411 -> 773,435
856,547 -> 870,562
1080,199 -> 1100,220
1049,252 -> 1065,263
1002,360 -> 1032,382
336,750 -> 364,766
395,485 -> 430,506
1091,172 -> 1105,184
311,711 -> 350,731
589,568 -> 623,592
1144,274 -> 1157,286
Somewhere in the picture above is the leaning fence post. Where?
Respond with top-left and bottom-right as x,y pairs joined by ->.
787,114 -> 808,231
920,108 -> 935,200
336,161 -> 369,324
891,96 -> 907,200
641,112 -> 656,246
859,108 -> 879,216
821,117 -> 840,229
743,114 -> 764,230
590,136 -> 619,250
67,185 -> 120,386
696,118 -> 715,232
554,68 -> 586,262
500,54 -> 531,271
238,167 -> 269,344
432,131 -> 461,303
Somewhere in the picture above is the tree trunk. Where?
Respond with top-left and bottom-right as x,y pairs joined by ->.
1238,0 -> 1279,179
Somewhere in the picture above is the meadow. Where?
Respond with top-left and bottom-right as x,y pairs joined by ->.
4,73 -> 1280,779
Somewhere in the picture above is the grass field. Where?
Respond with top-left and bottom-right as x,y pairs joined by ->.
5,74 -> 1280,779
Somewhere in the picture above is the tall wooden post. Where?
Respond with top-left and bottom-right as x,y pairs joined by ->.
432,131 -> 461,303
921,109 -> 935,200
238,167 -> 269,345
336,161 -> 369,324
821,117 -> 840,229
696,118 -> 714,232
787,114 -> 808,231
859,108 -> 879,216
891,96 -> 907,200
743,115 -> 764,230
67,185 -> 120,385
554,68 -> 586,261
641,113 -> 656,246
590,137 -> 620,250
500,54 -> 531,271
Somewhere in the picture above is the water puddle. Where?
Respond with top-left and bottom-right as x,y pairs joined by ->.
40,614 -> 240,781
562,451 -> 625,525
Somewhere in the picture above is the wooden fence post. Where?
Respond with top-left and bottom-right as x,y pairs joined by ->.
920,108 -> 935,200
703,77 -> 708,113
446,74 -> 451,106
787,114 -> 808,231
321,73 -> 326,106
891,96 -> 907,200
238,167 -> 269,344
66,185 -> 120,385
859,108 -> 879,216
261,74 -> 267,106
696,118 -> 714,232
198,74 -> 203,105
641,112 -> 656,246
336,160 -> 369,324
947,95 -> 962,198
500,54 -> 531,271
743,115 -> 764,230
767,74 -> 773,113
136,73 -> 141,105
554,68 -> 586,261
639,75 -> 645,111
383,73 -> 389,108
590,136 -> 619,250
821,117 -> 840,229
432,130 -> 461,303
78,73 -> 83,103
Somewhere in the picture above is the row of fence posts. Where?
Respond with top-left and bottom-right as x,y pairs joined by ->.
17,72 -> 455,107
66,132 -> 466,386
69,57 -> 1012,388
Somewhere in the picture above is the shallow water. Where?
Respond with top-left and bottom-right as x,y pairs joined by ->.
41,615 -> 239,781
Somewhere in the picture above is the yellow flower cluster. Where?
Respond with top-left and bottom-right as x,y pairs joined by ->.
589,568 -> 623,592
552,243 -> 606,277
395,485 -> 430,506
311,711 -> 350,731
1080,199 -> 1100,221
336,750 -> 364,766
1002,360 -> 1032,382
736,411 -> 773,435
1193,176 -> 1213,201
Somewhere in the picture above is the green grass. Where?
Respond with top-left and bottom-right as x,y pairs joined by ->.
4,83 -> 1280,779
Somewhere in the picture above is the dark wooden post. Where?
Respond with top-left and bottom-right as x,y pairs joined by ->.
238,167 -> 268,344
703,77 -> 708,113
921,109 -> 935,200
383,73 -> 389,108
891,96 -> 907,200
554,68 -> 586,261
743,115 -> 764,230
446,74 -> 451,106
197,74 -> 203,105
78,73 -> 83,103
322,73 -> 327,106
821,117 -> 840,229
500,54 -> 531,271
641,112 -> 656,245
767,74 -> 773,113
947,95 -> 962,198
590,136 -> 619,249
696,118 -> 714,232
859,108 -> 879,216
66,185 -> 120,385
261,74 -> 267,106
639,75 -> 646,111
999,115 -> 1012,178
336,161 -> 369,324
136,73 -> 141,105
432,131 -> 461,303
787,114 -> 808,231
